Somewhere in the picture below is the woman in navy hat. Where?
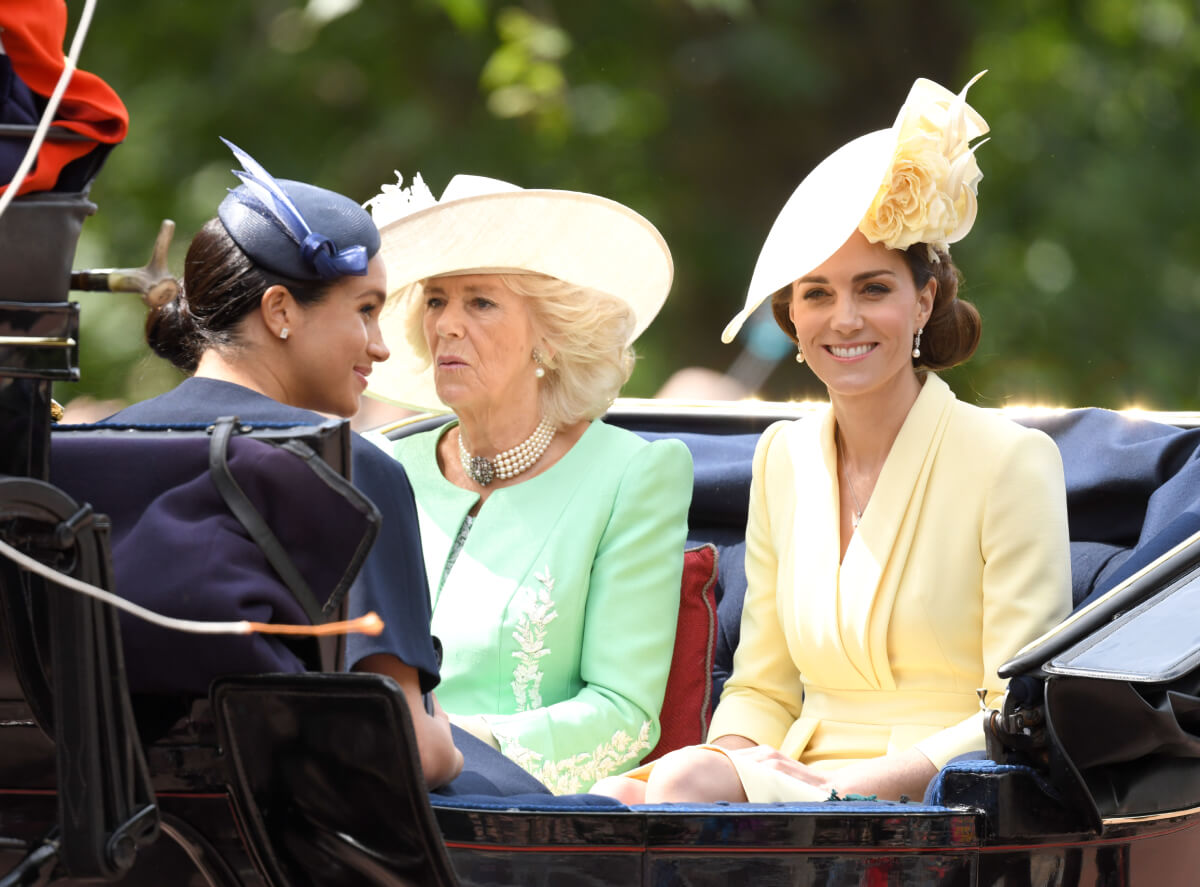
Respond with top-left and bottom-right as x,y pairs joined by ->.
107,140 -> 465,789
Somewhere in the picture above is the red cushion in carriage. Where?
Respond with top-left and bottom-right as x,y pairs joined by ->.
644,543 -> 719,763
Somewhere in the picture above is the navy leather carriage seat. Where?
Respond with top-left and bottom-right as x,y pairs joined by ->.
1018,409 -> 1200,608
48,424 -> 379,698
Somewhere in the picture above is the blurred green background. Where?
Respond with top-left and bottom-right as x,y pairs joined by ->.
57,0 -> 1200,415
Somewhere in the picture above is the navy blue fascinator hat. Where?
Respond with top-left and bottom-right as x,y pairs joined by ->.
216,138 -> 380,282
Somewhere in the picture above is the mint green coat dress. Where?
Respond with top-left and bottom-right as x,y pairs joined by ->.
393,420 -> 693,794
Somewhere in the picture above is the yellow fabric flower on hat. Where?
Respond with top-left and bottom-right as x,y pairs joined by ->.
860,71 -> 990,255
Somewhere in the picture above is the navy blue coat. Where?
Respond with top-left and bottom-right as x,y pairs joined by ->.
100,378 -> 439,695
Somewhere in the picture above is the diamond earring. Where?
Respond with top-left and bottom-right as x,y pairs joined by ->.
279,327 -> 289,341
533,349 -> 546,378
912,328 -> 923,360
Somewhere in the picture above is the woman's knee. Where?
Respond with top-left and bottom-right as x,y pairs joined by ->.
645,746 -> 744,803
591,775 -> 646,804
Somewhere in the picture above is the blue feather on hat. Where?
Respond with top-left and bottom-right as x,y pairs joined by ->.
219,138 -> 370,280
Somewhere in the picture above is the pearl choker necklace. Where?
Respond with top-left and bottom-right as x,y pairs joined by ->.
458,418 -> 556,486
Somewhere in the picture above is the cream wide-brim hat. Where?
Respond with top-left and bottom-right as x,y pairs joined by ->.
721,129 -> 896,344
721,74 -> 988,344
365,174 -> 673,411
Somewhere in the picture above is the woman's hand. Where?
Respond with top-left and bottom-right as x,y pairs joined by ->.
714,737 -> 938,801
355,653 -> 464,789
803,747 -> 938,801
728,745 -> 833,790
429,693 -> 467,778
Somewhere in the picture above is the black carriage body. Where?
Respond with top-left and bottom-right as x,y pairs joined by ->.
9,669 -> 1200,887
432,801 -> 1200,886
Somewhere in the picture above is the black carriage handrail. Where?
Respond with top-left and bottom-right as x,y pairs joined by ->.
1001,528 -> 1200,680
0,476 -> 159,879
0,174 -> 160,880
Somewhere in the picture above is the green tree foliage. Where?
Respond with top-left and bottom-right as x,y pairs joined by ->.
954,0 -> 1200,409
56,0 -> 1200,412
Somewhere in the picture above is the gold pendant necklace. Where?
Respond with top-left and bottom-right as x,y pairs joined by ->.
836,432 -> 868,529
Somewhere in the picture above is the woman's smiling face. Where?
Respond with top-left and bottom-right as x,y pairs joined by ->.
788,231 -> 934,402
286,253 -> 390,417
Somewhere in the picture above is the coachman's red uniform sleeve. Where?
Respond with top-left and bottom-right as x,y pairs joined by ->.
0,0 -> 128,195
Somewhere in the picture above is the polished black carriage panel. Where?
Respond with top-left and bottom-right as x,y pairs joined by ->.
213,672 -> 460,887
642,805 -> 978,887
432,771 -> 1200,886
432,800 -> 982,887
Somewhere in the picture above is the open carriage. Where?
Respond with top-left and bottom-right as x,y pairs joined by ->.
5,157 -> 1200,887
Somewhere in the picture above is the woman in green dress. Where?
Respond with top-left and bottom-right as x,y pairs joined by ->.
353,173 -> 693,794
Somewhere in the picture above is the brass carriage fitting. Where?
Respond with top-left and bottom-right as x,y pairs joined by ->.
70,219 -> 181,307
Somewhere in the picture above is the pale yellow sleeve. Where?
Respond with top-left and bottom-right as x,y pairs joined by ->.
915,428 -> 1073,768
707,422 -> 804,749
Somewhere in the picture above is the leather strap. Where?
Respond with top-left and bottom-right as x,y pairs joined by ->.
207,416 -> 324,625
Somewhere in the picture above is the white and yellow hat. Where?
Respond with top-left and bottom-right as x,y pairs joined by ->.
722,72 -> 990,344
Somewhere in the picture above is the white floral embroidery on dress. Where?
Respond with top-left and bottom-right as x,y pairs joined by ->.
497,721 -> 654,795
511,566 -> 557,711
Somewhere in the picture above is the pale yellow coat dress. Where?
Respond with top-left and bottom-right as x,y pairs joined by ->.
705,374 -> 1073,802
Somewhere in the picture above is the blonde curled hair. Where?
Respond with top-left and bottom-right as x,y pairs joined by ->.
400,272 -> 636,428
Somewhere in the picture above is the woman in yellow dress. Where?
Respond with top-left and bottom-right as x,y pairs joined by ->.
596,73 -> 1073,804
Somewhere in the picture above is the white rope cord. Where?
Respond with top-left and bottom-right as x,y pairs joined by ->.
0,0 -> 100,221
0,535 -> 383,637
0,536 -> 250,634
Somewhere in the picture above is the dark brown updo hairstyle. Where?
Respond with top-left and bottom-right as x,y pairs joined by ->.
900,243 -> 980,371
145,218 -> 332,374
769,242 -> 981,372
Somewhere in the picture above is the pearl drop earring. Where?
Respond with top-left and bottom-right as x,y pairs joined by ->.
533,349 -> 546,378
912,328 -> 923,360
795,346 -> 804,365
